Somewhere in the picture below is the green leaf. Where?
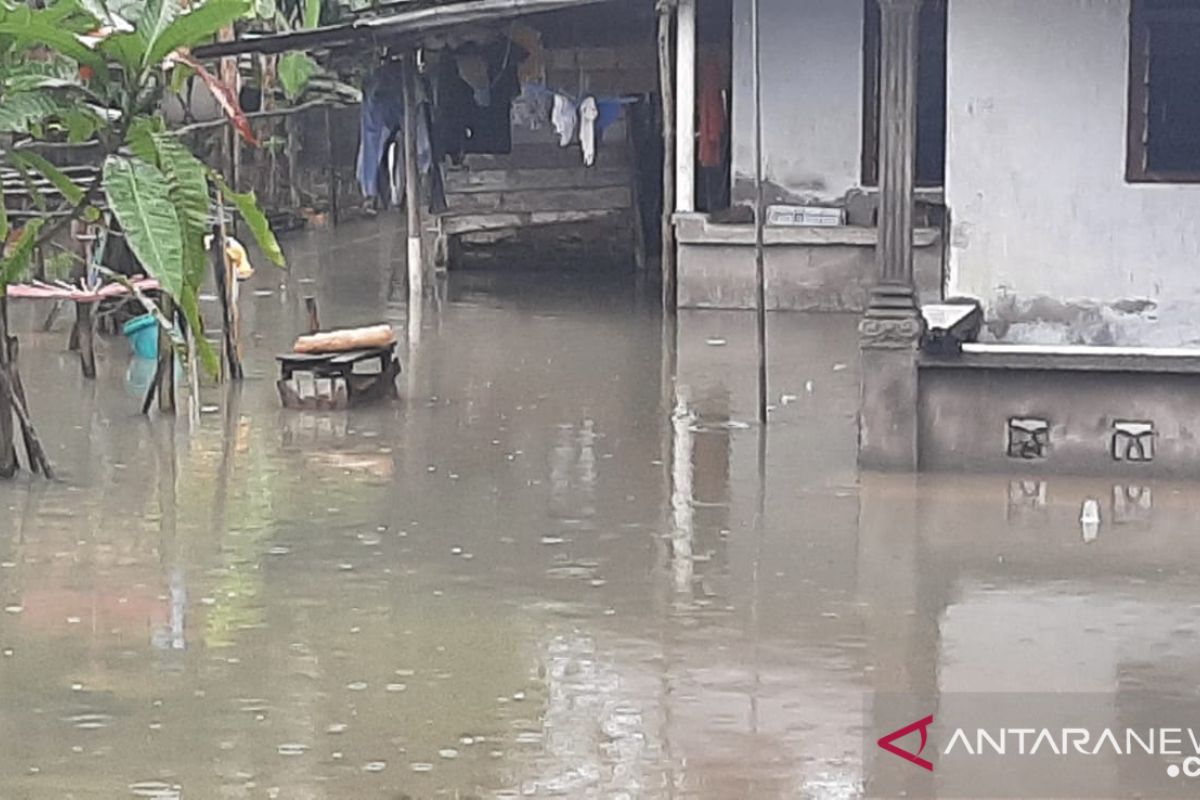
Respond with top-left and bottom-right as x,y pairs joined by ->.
151,133 -> 209,231
151,133 -> 210,286
0,92 -> 75,134
0,219 -> 43,287
102,156 -> 184,298
146,0 -> 250,68
126,116 -> 166,164
64,109 -> 100,143
12,161 -> 47,212
169,61 -> 194,94
9,151 -> 85,205
0,11 -> 108,77
302,0 -> 320,28
254,0 -> 276,20
180,284 -> 220,378
138,0 -> 181,65
0,187 -> 8,245
277,51 -> 315,100
98,30 -> 147,75
214,176 -> 285,268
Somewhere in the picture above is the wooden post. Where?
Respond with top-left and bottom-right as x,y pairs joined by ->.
304,296 -> 320,334
751,0 -> 768,426
286,113 -> 301,209
401,52 -> 424,300
5,336 -> 53,478
325,106 -> 338,226
157,295 -> 176,413
674,0 -> 696,213
0,298 -> 17,478
858,0 -> 925,471
657,0 -> 677,310
211,214 -> 244,381
76,304 -> 97,379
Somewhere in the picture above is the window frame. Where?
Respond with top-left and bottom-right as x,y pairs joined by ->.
1126,0 -> 1200,183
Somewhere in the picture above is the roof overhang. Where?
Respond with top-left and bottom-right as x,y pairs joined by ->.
191,0 -> 622,59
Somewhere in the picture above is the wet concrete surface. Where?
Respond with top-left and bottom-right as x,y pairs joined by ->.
0,219 -> 1198,798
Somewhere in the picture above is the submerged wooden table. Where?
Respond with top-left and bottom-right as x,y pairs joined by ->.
275,344 -> 401,410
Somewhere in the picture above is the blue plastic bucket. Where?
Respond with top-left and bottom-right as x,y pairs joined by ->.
122,314 -> 159,359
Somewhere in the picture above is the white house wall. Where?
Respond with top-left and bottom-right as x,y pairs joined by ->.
945,0 -> 1200,346
730,0 -> 864,204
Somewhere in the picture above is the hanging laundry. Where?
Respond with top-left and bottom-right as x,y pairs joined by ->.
594,99 -> 624,142
357,61 -> 404,201
552,93 -> 577,147
698,56 -> 727,169
357,61 -> 434,207
511,82 -> 554,131
579,96 -> 598,166
456,53 -> 491,106
510,22 -> 546,84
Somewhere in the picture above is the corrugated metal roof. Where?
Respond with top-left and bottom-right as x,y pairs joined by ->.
192,0 -> 623,59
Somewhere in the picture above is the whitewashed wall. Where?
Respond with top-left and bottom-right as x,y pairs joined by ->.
730,0 -> 864,204
946,0 -> 1200,345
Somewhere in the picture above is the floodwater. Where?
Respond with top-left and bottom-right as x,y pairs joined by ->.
0,219 -> 1199,799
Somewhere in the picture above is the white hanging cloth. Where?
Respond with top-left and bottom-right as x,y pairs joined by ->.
579,97 -> 598,166
552,93 -> 577,147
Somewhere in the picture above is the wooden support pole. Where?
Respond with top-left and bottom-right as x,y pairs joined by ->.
0,298 -> 17,478
751,0 -> 768,426
674,0 -> 696,214
77,303 -> 96,379
211,217 -> 244,381
325,106 -> 338,225
305,296 -> 320,334
6,336 -> 53,478
657,0 -> 677,310
401,51 -> 425,299
157,295 -> 176,414
287,113 -> 301,209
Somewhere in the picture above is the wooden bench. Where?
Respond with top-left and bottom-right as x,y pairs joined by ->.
276,345 -> 400,410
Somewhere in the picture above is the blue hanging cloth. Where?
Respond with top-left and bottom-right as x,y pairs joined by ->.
357,61 -> 433,206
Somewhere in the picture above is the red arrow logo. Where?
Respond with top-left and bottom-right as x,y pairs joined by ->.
878,715 -> 935,772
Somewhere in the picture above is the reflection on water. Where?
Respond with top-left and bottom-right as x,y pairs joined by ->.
0,219 -> 1198,798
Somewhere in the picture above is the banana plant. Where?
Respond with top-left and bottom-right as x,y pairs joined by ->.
0,0 -> 285,379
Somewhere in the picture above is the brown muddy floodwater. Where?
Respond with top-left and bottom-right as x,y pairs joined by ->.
1,219 -> 1199,799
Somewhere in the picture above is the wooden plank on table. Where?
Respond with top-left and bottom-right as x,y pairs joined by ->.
443,167 -> 630,194
446,186 -> 631,214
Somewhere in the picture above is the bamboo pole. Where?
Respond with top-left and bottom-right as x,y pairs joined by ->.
401,51 -> 424,300
325,106 -> 338,225
6,336 -> 53,478
657,0 -> 677,310
751,0 -> 767,426
0,297 -> 18,478
157,295 -> 176,413
305,296 -> 320,333
211,214 -> 244,381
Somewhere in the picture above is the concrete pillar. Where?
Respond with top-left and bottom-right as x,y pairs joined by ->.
859,0 -> 925,471
675,0 -> 697,213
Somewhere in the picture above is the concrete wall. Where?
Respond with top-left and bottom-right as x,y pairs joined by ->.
945,0 -> 1200,346
675,215 -> 944,311
919,364 -> 1200,477
730,0 -> 864,204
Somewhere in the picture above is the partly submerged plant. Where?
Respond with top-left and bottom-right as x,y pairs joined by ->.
0,0 -> 285,378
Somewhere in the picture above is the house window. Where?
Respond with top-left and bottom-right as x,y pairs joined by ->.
861,0 -> 948,188
1128,0 -> 1200,182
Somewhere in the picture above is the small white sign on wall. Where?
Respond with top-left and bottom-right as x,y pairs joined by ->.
765,205 -> 845,227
